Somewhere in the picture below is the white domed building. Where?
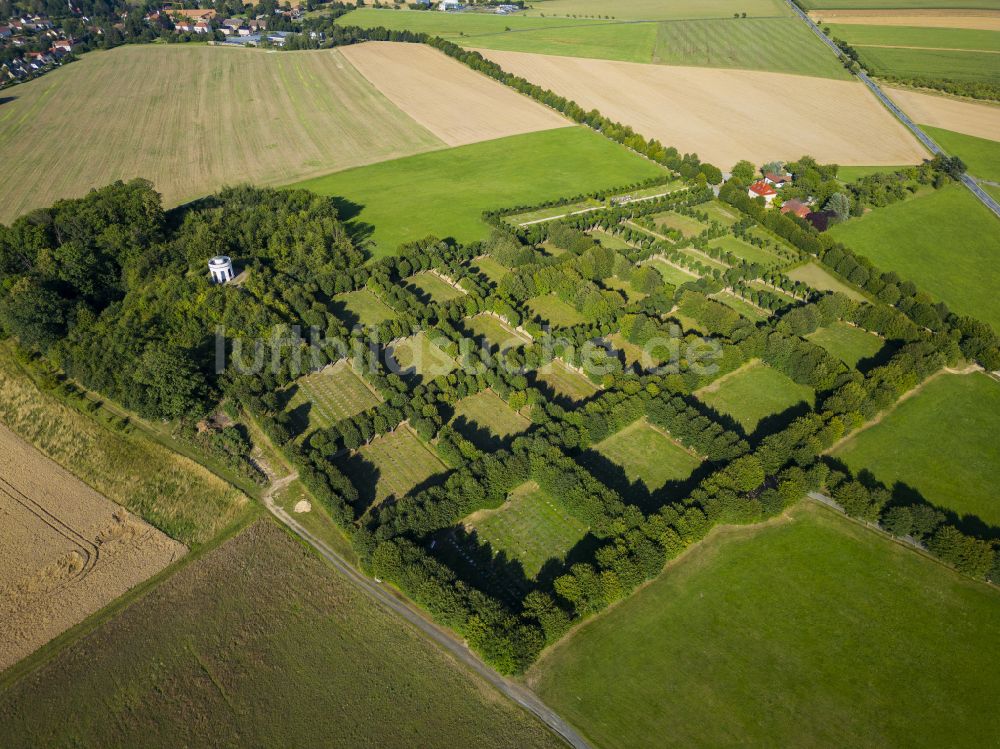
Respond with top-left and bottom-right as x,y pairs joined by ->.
208,255 -> 234,285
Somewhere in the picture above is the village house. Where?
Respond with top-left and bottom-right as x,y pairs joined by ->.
748,180 -> 778,205
193,21 -> 211,33
0,25 -> 12,39
50,39 -> 73,53
780,199 -> 811,219
764,171 -> 792,188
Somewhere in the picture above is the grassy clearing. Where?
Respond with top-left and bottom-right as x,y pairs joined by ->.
406,271 -> 465,303
0,45 -> 444,224
331,289 -> 396,326
711,291 -> 770,322
648,258 -> 701,287
592,419 -> 702,491
703,200 -> 742,226
529,501 -> 1000,748
708,234 -> 786,267
601,276 -> 646,302
833,372 -> 1000,527
450,390 -> 530,450
284,361 -> 381,436
697,360 -> 815,435
829,184 -> 1000,331
807,322 -> 885,368
859,45 -> 1000,84
533,360 -> 598,402
292,127 -> 666,255
654,211 -> 708,237
526,294 -> 587,327
469,255 -> 510,284
0,348 -> 247,547
921,125 -> 1000,181
466,482 -> 588,579
826,23 -> 1000,52
337,425 -> 447,511
678,247 -> 729,272
652,18 -> 852,79
0,521 -> 563,748
388,332 -> 457,382
786,261 -> 866,300
591,230 -> 633,251
463,313 -> 531,350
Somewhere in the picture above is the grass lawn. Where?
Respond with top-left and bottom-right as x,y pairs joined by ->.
450,390 -> 530,450
284,361 -> 381,436
829,184 -> 1000,331
922,125 -> 1000,182
528,501 -> 1000,748
708,234 -> 785,267
602,276 -> 646,303
469,255 -> 510,283
464,313 -> 531,350
702,200 -> 741,226
711,291 -> 770,322
652,18 -> 851,79
986,183 -> 1000,202
507,198 -> 599,224
591,230 -> 633,250
291,127 -> 666,255
533,360 -> 598,402
678,246 -> 729,272
526,294 -> 587,328
696,360 -> 815,435
807,322 -> 884,368
648,258 -> 702,287
786,261 -> 866,301
388,332 -> 457,382
592,419 -> 702,491
406,271 -> 465,303
466,482 -> 588,579
825,23 -> 1000,53
0,521 -> 563,748
331,288 -> 396,326
653,211 -> 708,237
859,45 -> 1000,84
337,425 -> 447,511
833,372 -> 1000,527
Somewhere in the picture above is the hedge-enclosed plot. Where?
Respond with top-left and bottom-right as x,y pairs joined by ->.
450,390 -> 530,451
696,360 -> 815,435
332,289 -> 397,327
806,322 -> 884,369
464,482 -> 589,580
531,360 -> 599,403
462,314 -> 531,351
406,272 -> 466,304
591,419 -> 703,492
654,210 -> 709,238
387,332 -> 457,382
526,294 -> 588,328
648,258 -> 702,287
285,361 -> 382,436
468,256 -> 510,284
708,235 -> 787,269
786,262 -> 866,301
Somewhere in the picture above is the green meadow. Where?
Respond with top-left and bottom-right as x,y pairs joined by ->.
826,23 -> 1000,53
858,45 -> 1000,84
696,360 -> 814,435
523,0 -> 790,20
291,127 -> 665,254
829,184 -> 1000,331
807,322 -> 884,368
529,501 -> 1000,748
833,372 -> 1000,527
922,125 -> 1000,182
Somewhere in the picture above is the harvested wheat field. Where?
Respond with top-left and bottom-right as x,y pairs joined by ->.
474,50 -> 927,167
808,10 -> 1000,32
0,424 -> 186,671
340,42 -> 570,146
0,44 -> 446,224
886,86 -> 1000,141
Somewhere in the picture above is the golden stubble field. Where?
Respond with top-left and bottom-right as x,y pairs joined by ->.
808,10 -> 1000,32
886,86 -> 1000,142
0,44 -> 446,223
475,49 -> 930,167
0,424 -> 186,671
340,41 -> 570,146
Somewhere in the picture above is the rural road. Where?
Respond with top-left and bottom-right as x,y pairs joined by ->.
785,0 -> 1000,219
261,483 -> 593,749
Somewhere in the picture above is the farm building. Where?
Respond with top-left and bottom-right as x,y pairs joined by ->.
780,199 -> 811,219
748,181 -> 777,204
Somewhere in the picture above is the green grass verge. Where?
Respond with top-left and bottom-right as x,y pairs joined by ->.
829,184 -> 1000,331
806,322 -> 885,368
592,419 -> 702,491
832,371 -> 1000,527
464,313 -> 530,350
696,360 -> 815,435
654,211 -> 708,237
467,481 -> 588,579
837,164 -> 913,182
291,127 -> 666,255
711,291 -> 770,322
529,501 -> 1000,748
922,124 -> 1000,182
0,521 -> 564,748
652,18 -> 852,79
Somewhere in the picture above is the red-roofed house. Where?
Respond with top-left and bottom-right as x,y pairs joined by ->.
193,20 -> 211,33
764,172 -> 791,188
748,181 -> 777,204
51,39 -> 73,53
780,199 -> 810,219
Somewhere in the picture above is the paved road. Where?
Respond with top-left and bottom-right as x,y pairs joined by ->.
785,0 -> 1000,219
261,484 -> 592,749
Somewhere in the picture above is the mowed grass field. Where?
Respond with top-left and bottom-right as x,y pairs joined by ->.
469,256 -> 510,285
337,425 -> 447,511
591,419 -> 702,491
388,332 -> 457,381
707,234 -> 786,267
0,45 -> 445,224
833,372 -> 1000,527
284,361 -> 381,436
406,272 -> 466,303
525,0 -> 790,20
526,294 -> 586,328
466,482 -> 588,579
463,313 -> 531,350
855,45 -> 1000,84
922,125 -> 1000,181
829,184 -> 1000,331
807,322 -> 885,368
450,390 -> 530,450
292,127 -> 666,254
0,521 -> 564,748
696,360 -> 815,435
331,289 -> 396,327
0,348 -> 247,547
533,360 -> 599,402
528,501 -> 1000,748
787,261 -> 866,300
825,23 -> 1000,52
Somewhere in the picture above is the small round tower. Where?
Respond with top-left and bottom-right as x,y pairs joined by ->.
209,255 -> 234,285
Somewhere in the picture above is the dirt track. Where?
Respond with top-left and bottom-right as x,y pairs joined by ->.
808,10 -> 1000,31
0,424 -> 185,671
341,42 -> 570,147
886,86 -> 1000,142
474,49 -> 928,167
